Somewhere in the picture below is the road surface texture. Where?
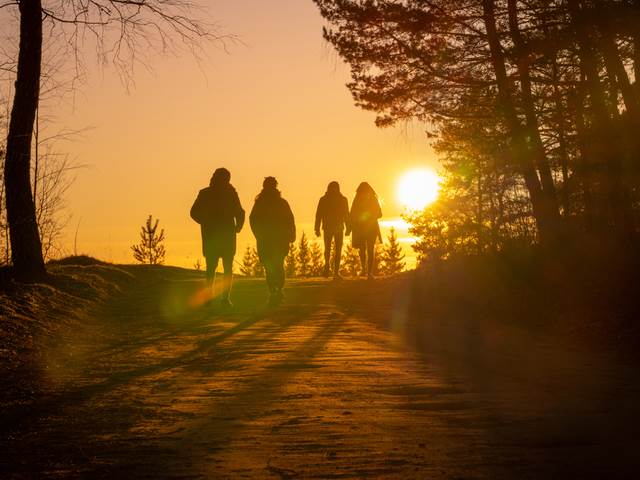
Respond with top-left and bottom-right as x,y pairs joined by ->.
2,269 -> 639,478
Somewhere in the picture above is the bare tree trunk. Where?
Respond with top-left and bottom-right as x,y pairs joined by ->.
634,33 -> 640,94
594,0 -> 640,126
572,86 -> 595,231
490,173 -> 502,252
4,0 -> 46,281
568,0 -> 635,238
482,0 -> 561,245
550,57 -> 571,217
477,173 -> 483,254
33,106 -> 38,204
506,0 -> 559,200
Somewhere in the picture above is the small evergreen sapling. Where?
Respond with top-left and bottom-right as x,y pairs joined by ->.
240,245 -> 256,276
251,247 -> 265,277
309,241 -> 324,276
131,215 -> 165,265
297,232 -> 311,277
285,243 -> 298,278
341,244 -> 361,277
380,227 -> 405,274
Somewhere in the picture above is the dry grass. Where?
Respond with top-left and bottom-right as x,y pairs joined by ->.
0,257 -> 133,407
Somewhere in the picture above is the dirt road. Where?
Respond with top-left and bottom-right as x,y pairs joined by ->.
2,269 -> 639,478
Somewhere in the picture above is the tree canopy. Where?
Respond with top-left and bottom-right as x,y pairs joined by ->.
315,0 -> 640,255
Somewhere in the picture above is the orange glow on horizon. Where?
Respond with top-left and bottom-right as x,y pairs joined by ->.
35,1 -> 436,268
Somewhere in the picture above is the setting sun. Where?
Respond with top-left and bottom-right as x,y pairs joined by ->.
397,168 -> 440,211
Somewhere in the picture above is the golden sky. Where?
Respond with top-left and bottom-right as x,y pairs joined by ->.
53,0 -> 437,267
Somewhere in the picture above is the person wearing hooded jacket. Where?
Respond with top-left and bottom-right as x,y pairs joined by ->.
190,167 -> 244,307
249,177 -> 296,306
315,181 -> 350,279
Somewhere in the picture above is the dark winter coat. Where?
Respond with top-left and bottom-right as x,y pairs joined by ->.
350,194 -> 382,249
315,192 -> 349,234
249,190 -> 295,261
190,183 -> 245,259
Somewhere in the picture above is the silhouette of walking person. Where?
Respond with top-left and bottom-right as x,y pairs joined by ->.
190,167 -> 244,308
249,177 -> 296,306
315,181 -> 350,279
350,182 -> 382,280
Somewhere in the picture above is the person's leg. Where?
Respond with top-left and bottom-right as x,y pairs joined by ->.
264,259 -> 276,294
333,231 -> 343,277
205,256 -> 219,286
359,247 -> 367,275
367,237 -> 375,278
267,251 -> 286,305
221,255 -> 234,303
257,243 -> 274,296
323,232 -> 332,277
276,252 -> 286,291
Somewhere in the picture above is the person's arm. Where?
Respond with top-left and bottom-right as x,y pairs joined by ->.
375,198 -> 382,219
249,202 -> 259,238
285,200 -> 296,243
234,191 -> 245,233
314,198 -> 323,237
348,201 -> 356,234
190,191 -> 204,224
342,197 -> 351,235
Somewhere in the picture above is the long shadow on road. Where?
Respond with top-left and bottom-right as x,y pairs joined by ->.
4,274 -> 640,478
105,309 -> 346,478
331,276 -> 640,478
0,277 -> 323,473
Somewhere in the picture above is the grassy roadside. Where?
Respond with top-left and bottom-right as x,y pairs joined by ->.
405,247 -> 640,359
0,257 -> 134,408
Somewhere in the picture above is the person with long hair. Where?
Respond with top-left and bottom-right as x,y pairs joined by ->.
349,182 -> 382,279
315,181 -> 350,279
190,167 -> 245,308
249,177 -> 296,306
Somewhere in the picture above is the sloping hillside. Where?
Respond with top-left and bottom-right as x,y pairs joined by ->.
0,259 -> 134,407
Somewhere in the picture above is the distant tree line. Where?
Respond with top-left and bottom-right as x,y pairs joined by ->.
315,0 -> 640,261
240,229 -> 405,277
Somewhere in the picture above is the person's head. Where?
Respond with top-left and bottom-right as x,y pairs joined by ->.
356,181 -> 376,198
326,181 -> 340,195
263,176 -> 278,191
256,176 -> 280,200
210,167 -> 231,187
